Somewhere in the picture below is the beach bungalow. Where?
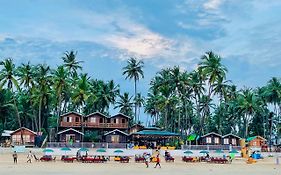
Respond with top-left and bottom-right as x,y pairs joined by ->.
85,112 -> 107,128
103,129 -> 129,143
10,127 -> 37,146
247,136 -> 267,147
107,113 -> 130,130
60,112 -> 83,128
129,124 -> 144,134
222,133 -> 241,146
199,132 -> 222,145
57,128 -> 84,143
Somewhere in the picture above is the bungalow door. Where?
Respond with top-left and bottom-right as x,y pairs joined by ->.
111,135 -> 120,143
66,134 -> 76,143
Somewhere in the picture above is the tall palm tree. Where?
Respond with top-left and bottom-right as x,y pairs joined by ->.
17,62 -> 37,130
198,51 -> 227,99
0,58 -> 23,143
72,74 -> 90,112
52,66 -> 70,132
122,57 -> 144,122
134,93 -> 145,122
62,50 -> 83,77
34,64 -> 52,132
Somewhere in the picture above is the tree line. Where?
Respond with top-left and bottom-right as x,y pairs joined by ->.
0,51 -> 280,143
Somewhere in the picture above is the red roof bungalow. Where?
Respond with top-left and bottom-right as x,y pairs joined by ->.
11,127 -> 37,146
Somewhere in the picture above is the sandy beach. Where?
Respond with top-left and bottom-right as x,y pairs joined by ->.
0,152 -> 280,175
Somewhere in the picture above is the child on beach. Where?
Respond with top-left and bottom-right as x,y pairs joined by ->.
154,154 -> 161,168
27,151 -> 33,163
12,151 -> 18,164
144,153 -> 150,168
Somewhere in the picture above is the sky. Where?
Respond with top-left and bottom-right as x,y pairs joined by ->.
0,0 -> 281,121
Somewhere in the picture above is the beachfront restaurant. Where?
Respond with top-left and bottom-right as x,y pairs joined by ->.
130,127 -> 180,149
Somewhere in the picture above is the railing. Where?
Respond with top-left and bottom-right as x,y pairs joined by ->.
182,145 -> 241,150
46,142 -> 127,149
60,122 -> 81,127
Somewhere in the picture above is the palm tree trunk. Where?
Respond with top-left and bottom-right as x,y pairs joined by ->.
38,97 -> 42,132
13,97 -> 24,145
56,95 -> 62,135
134,78 -> 137,123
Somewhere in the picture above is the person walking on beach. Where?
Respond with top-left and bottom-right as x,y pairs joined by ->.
27,151 -> 33,163
12,151 -> 18,164
144,153 -> 150,168
154,154 -> 161,168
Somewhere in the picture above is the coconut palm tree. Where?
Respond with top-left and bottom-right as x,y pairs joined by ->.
134,93 -> 145,122
72,74 -> 90,112
0,58 -> 23,143
62,50 -> 83,77
122,57 -> 144,122
114,92 -> 133,117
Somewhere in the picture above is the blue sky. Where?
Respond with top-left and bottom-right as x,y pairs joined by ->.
0,0 -> 281,120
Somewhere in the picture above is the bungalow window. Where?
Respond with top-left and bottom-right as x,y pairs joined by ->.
66,117 -> 72,122
232,139 -> 236,145
122,119 -> 126,123
113,119 -> 117,123
90,117 -> 96,123
224,138 -> 229,144
206,137 -> 212,144
75,117 -> 80,122
99,118 -> 103,123
214,137 -> 220,144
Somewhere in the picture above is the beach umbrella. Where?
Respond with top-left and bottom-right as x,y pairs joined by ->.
43,148 -> 54,155
183,150 -> 193,154
229,149 -> 239,154
114,149 -> 124,153
96,148 -> 106,153
215,149 -> 224,154
200,150 -> 209,154
60,147 -> 71,155
43,148 -> 54,153
79,147 -> 89,152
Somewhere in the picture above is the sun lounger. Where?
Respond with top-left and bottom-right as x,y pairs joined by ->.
120,157 -> 129,163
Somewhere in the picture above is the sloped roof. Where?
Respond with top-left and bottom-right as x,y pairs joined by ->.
131,130 -> 180,136
60,111 -> 83,117
57,128 -> 84,135
104,129 -> 129,136
10,127 -> 37,135
201,132 -> 222,138
85,111 -> 108,118
1,130 -> 14,137
246,136 -> 266,142
110,113 -> 131,119
222,133 -> 241,139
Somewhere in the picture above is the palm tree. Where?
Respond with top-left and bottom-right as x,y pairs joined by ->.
238,88 -> 258,137
198,51 -> 227,99
52,66 -> 70,132
62,50 -> 83,77
0,58 -> 23,143
17,62 -> 37,130
115,92 -> 134,117
122,57 -> 144,122
72,74 -> 90,112
134,93 -> 145,122
34,64 -> 52,132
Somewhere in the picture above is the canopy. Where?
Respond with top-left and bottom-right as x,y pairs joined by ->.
229,149 -> 238,154
215,150 -> 224,154
114,149 -> 124,153
246,136 -> 256,142
200,150 -> 209,154
43,149 -> 54,153
61,147 -> 71,151
79,148 -> 89,152
96,148 -> 106,153
183,150 -> 193,154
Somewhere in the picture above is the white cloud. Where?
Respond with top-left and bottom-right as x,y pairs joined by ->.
203,0 -> 224,10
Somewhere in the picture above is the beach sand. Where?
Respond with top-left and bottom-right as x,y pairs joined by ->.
0,153 -> 280,175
